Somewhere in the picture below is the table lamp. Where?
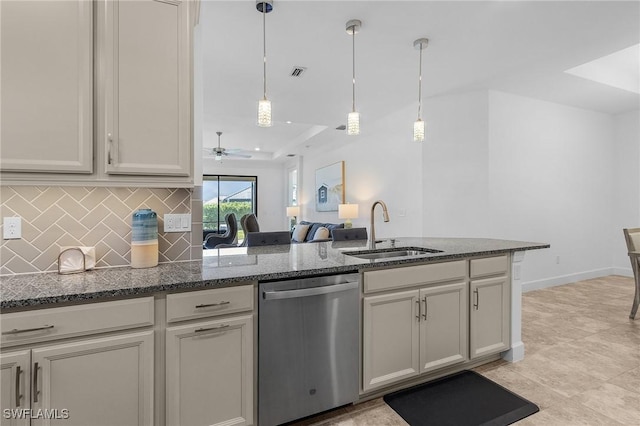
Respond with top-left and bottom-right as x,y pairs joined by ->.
338,203 -> 359,229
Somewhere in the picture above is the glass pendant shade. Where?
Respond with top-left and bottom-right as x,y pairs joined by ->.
413,118 -> 425,142
258,98 -> 272,127
347,111 -> 360,136
215,153 -> 222,161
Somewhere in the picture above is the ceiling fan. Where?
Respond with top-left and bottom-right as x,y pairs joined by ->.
204,131 -> 252,161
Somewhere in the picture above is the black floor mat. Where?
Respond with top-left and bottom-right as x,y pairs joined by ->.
383,370 -> 539,426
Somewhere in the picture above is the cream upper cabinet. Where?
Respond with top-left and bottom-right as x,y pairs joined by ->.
98,0 -> 191,177
0,0 -> 93,174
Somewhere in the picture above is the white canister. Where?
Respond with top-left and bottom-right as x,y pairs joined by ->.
131,208 -> 158,268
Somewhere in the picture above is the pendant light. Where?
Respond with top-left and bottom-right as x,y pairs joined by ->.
257,1 -> 273,127
413,38 -> 429,142
346,19 -> 361,136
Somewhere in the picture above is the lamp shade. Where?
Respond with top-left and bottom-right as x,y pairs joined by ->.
286,206 -> 300,217
338,204 -> 359,219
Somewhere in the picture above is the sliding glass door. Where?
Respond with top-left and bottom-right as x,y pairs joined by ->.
203,175 -> 257,242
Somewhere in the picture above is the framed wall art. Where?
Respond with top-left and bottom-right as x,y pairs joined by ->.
315,161 -> 345,212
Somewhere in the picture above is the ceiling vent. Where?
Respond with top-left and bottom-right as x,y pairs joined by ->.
335,124 -> 346,130
286,154 -> 296,157
290,66 -> 307,77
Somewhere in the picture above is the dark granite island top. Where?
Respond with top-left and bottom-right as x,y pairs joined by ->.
0,237 -> 548,310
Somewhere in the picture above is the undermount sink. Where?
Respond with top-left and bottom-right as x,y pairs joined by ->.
345,248 -> 442,260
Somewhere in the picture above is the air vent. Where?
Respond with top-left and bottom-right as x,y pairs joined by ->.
290,66 -> 307,77
335,124 -> 346,130
286,154 -> 296,157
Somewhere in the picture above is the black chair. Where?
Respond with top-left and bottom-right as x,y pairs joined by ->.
203,213 -> 238,249
245,231 -> 292,247
331,227 -> 368,241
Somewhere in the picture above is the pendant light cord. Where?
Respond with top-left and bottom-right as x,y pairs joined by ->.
263,5 -> 267,100
352,27 -> 356,112
417,41 -> 423,119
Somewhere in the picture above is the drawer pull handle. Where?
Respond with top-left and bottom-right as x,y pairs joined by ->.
195,301 -> 230,309
195,324 -> 229,333
2,325 -> 54,335
15,365 -> 22,406
33,362 -> 39,403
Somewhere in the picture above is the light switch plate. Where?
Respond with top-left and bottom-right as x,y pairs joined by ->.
164,214 -> 191,232
3,217 -> 22,239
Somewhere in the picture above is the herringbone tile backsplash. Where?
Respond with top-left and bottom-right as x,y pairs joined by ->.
0,186 -> 197,275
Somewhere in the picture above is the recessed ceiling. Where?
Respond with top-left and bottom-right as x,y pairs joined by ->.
565,44 -> 640,94
199,0 -> 640,162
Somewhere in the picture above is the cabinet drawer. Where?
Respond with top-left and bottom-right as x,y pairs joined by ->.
364,260 -> 467,293
470,255 -> 509,278
1,297 -> 154,348
166,285 -> 253,323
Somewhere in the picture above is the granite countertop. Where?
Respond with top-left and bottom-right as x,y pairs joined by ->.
0,237 -> 549,310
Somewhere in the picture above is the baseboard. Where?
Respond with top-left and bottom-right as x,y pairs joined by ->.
522,268 -> 615,292
612,267 -> 634,277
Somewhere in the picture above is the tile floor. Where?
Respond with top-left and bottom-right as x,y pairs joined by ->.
290,275 -> 640,425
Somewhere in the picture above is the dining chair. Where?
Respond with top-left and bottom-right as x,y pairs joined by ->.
203,213 -> 238,249
623,228 -> 640,319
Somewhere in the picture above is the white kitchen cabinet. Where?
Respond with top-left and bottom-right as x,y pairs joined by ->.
470,275 -> 510,359
98,0 -> 191,178
31,331 -> 154,426
1,0 -> 193,186
0,350 -> 30,426
362,260 -> 470,392
165,285 -> 254,426
165,315 -> 253,426
362,290 -> 420,392
419,281 -> 468,373
0,0 -> 93,174
0,297 -> 155,426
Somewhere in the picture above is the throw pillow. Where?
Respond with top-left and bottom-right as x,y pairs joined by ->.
312,227 -> 330,240
291,224 -> 311,242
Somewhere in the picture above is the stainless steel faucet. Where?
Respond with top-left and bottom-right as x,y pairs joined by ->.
370,200 -> 390,249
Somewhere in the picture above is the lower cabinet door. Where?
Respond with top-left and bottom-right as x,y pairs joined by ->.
362,290 -> 420,392
165,315 -> 253,426
30,330 -> 154,426
470,276 -> 510,359
419,281 -> 468,373
0,350 -> 31,426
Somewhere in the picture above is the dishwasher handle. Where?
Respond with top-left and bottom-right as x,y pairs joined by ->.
263,280 -> 359,300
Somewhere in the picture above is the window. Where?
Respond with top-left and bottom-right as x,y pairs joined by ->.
203,175 -> 257,242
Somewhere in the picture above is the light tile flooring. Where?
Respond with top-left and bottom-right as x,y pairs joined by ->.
291,275 -> 640,425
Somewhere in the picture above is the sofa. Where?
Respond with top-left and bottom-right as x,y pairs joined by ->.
292,221 -> 345,243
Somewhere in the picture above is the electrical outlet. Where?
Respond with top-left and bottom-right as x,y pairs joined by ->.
3,217 -> 22,239
556,256 -> 560,264
163,214 -> 191,232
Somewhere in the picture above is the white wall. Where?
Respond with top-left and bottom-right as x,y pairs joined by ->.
203,160 -> 285,231
298,105 -> 424,239
612,110 -> 640,275
488,91 -> 615,289
421,91 -> 490,237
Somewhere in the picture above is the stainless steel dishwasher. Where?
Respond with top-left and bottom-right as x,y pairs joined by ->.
258,273 -> 360,426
